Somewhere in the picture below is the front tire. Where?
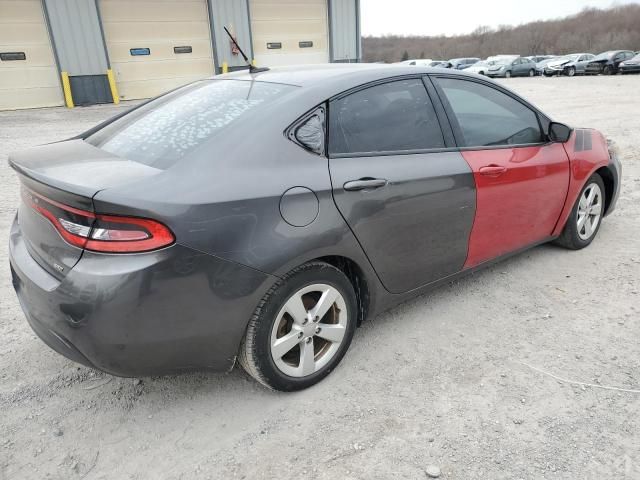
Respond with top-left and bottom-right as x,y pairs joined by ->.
566,66 -> 576,77
505,70 -> 512,78
239,262 -> 357,391
554,173 -> 605,250
603,65 -> 612,75
528,69 -> 535,77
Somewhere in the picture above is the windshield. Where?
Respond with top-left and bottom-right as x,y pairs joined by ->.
593,51 -> 615,60
87,80 -> 297,169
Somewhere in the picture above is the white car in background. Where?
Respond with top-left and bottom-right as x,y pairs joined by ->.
464,60 -> 496,75
397,59 -> 433,66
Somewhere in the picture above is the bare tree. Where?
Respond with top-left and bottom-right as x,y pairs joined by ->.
363,4 -> 640,63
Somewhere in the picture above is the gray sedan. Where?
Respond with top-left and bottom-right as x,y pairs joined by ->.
544,53 -> 595,76
8,65 -> 621,390
486,57 -> 537,78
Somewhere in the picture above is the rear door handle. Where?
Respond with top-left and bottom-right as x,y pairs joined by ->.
343,178 -> 388,191
479,165 -> 508,177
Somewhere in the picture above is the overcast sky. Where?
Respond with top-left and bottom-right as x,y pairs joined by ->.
361,0 -> 638,36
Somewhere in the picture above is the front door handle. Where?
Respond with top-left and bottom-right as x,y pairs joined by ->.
479,165 -> 508,177
343,178 -> 388,191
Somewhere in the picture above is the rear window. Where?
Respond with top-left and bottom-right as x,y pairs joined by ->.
87,80 -> 296,169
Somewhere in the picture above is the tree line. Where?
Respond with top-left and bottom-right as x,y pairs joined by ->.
362,4 -> 640,63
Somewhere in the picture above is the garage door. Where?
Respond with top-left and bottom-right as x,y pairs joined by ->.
99,0 -> 215,100
0,0 -> 63,110
250,0 -> 329,67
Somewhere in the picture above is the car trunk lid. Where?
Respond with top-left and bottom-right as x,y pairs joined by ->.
10,139 -> 161,279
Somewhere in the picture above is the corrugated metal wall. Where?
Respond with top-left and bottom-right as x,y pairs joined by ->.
208,0 -> 253,71
43,0 -> 108,75
329,0 -> 359,62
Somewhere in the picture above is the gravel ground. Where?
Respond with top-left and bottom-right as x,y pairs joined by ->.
1,76 -> 639,480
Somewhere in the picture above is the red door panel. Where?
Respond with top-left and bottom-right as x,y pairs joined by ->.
462,144 -> 570,268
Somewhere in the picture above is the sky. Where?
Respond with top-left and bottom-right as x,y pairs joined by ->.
361,0 -> 639,36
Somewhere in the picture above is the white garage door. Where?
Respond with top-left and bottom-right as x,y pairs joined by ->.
100,0 -> 215,100
0,0 -> 63,110
250,0 -> 329,67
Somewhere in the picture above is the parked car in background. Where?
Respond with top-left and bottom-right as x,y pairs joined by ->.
464,60 -> 496,75
487,54 -> 519,63
527,55 -> 556,63
8,64 -> 621,391
585,50 -> 636,75
544,53 -> 595,76
534,56 -> 560,75
448,57 -> 480,70
429,60 -> 451,68
398,59 -> 433,66
618,52 -> 640,74
486,56 -> 536,78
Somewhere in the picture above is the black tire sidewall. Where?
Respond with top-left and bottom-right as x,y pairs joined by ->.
248,264 -> 357,391
564,174 -> 606,249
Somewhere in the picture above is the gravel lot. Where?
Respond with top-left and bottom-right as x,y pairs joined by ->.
1,76 -> 639,480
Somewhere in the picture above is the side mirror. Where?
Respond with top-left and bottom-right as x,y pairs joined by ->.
548,122 -> 572,143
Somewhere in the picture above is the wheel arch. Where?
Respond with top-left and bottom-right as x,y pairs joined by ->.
595,165 -> 616,215
315,255 -> 371,326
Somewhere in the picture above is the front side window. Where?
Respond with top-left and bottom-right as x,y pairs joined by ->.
435,77 -> 543,147
329,79 -> 445,155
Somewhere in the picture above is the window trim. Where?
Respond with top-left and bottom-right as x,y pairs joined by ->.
326,75 -> 451,159
429,73 -> 551,151
285,105 -> 327,156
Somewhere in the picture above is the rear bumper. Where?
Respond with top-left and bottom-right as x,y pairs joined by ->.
9,215 -> 276,377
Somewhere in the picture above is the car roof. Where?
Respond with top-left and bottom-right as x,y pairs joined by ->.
218,63 -> 474,88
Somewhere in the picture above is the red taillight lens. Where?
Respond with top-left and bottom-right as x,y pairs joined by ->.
22,188 -> 175,253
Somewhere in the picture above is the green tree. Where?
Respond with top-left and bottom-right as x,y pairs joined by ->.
401,50 -> 409,61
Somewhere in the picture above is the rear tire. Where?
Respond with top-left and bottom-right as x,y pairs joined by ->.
239,262 -> 357,391
554,173 -> 605,250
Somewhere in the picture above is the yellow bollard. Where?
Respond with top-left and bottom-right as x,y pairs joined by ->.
222,61 -> 228,74
106,69 -> 120,105
60,72 -> 74,108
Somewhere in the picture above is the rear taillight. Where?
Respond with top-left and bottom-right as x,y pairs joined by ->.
22,187 -> 174,253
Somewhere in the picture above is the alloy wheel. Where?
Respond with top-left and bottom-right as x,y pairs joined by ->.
270,284 -> 348,377
577,183 -> 603,240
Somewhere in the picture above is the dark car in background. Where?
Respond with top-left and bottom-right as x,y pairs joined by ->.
585,50 -> 636,75
448,57 -> 480,70
486,56 -> 536,77
8,65 -> 621,391
429,60 -> 451,68
619,53 -> 640,74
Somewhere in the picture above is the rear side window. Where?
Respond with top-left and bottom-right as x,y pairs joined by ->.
329,79 -> 445,155
435,78 -> 543,147
87,80 -> 296,169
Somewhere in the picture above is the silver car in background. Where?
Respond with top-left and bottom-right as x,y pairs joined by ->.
544,53 -> 595,76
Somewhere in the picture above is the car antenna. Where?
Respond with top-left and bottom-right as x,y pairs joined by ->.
223,26 -> 269,74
